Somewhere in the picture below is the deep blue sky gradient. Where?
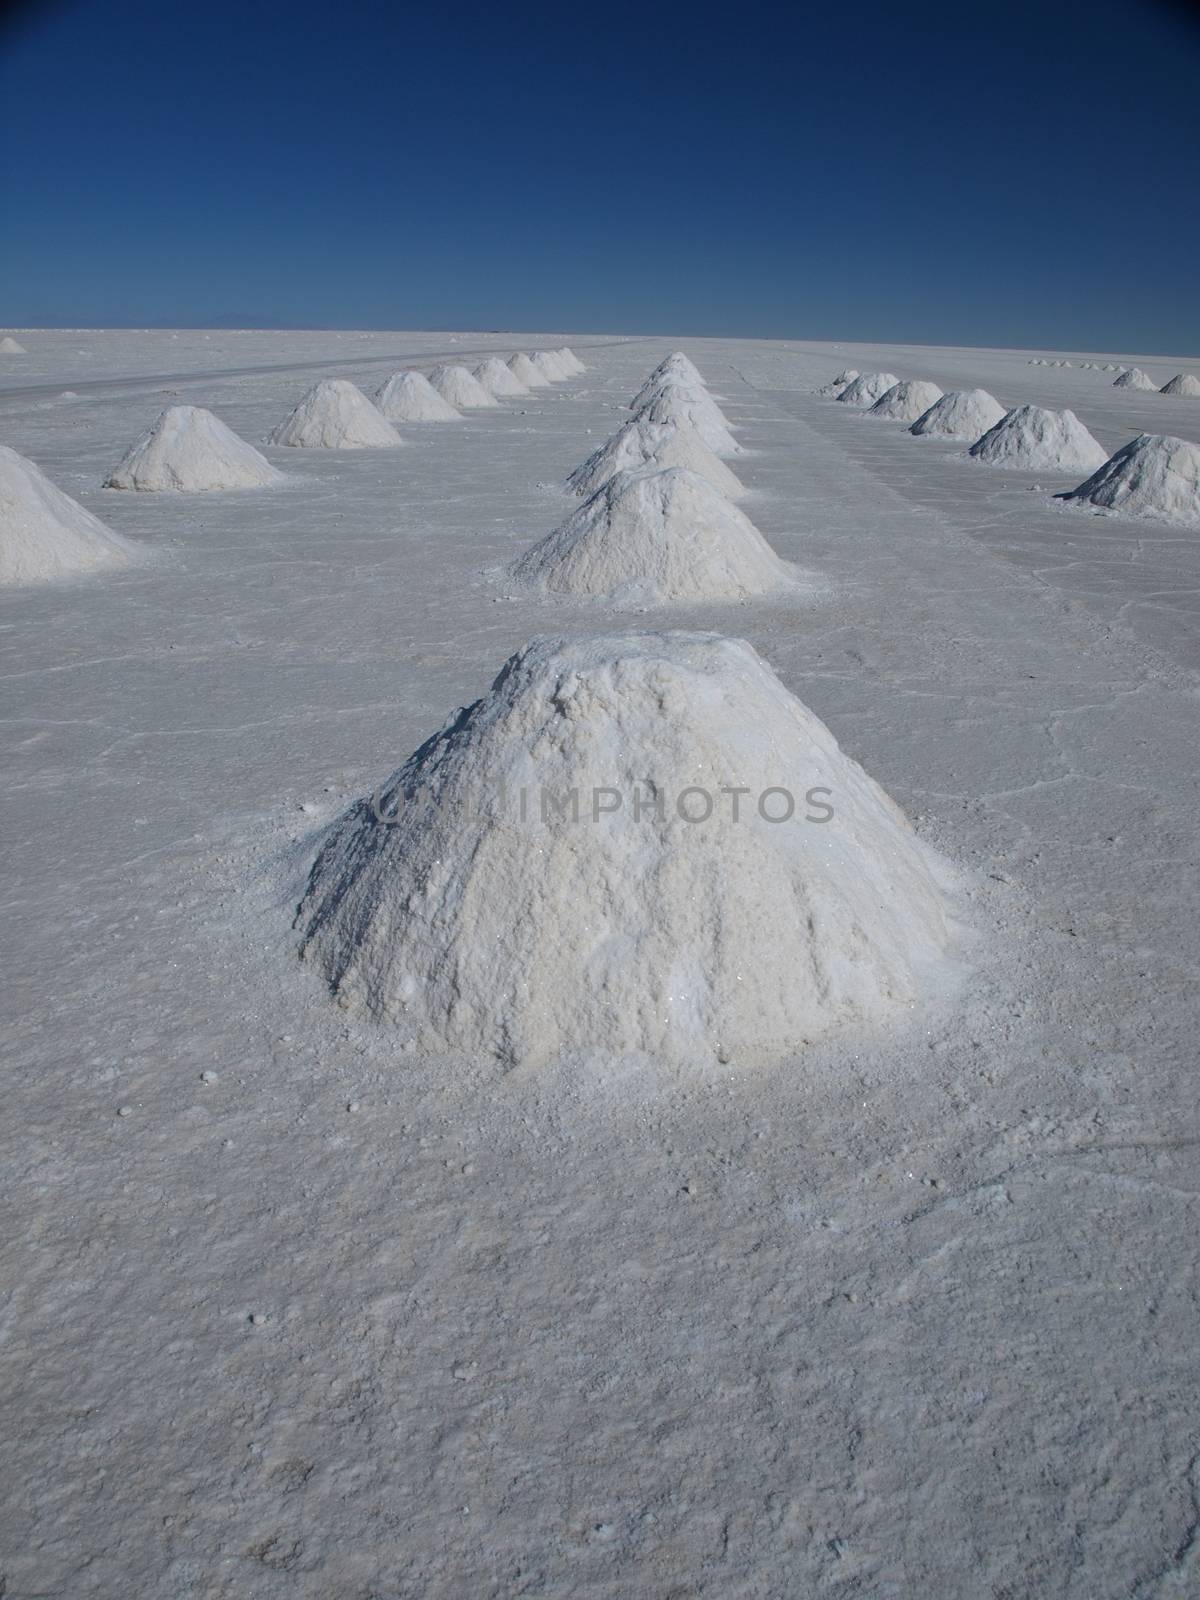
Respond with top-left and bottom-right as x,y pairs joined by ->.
2,0 -> 1198,350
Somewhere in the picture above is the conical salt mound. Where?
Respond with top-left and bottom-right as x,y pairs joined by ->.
105,405 -> 284,490
868,380 -> 944,422
969,405 -> 1107,474
508,353 -> 551,389
566,418 -> 746,500
817,368 -> 859,397
630,360 -> 707,410
1113,368 -> 1156,391
1058,434 -> 1200,524
648,352 -> 705,389
0,336 -> 26,354
474,357 -> 528,397
511,466 -> 794,605
375,371 -> 460,423
530,351 -> 570,381
2,446 -> 143,585
837,372 -> 900,406
1161,373 -> 1200,397
634,385 -> 741,456
296,631 -> 958,1068
555,347 -> 586,374
910,389 -> 1005,441
428,365 -> 499,409
269,379 -> 402,449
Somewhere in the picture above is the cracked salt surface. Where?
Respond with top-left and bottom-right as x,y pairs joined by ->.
1,331 -> 1198,1597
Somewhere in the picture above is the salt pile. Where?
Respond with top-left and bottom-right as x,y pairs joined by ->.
1059,434 -> 1200,524
817,368 -> 859,396
2,446 -> 143,585
837,372 -> 900,406
296,630 -> 957,1067
269,379 -> 402,449
645,351 -> 706,390
566,418 -> 746,500
474,357 -> 529,397
910,389 -> 1006,441
1113,368 -> 1156,391
969,406 -> 1107,473
376,370 -> 461,423
1161,373 -> 1200,397
513,467 -> 792,605
555,347 -> 586,374
634,384 -> 741,456
428,365 -> 499,409
0,336 -> 26,354
530,351 -> 569,381
1103,363 -> 1120,372
104,405 -> 284,490
508,353 -> 551,388
868,380 -> 944,423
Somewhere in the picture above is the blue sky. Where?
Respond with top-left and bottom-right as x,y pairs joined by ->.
2,0 -> 1198,350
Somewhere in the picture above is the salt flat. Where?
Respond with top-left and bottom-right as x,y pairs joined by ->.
1,330 -> 1198,1598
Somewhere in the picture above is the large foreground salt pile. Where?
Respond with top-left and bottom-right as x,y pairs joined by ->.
375,371 -> 461,423
474,357 -> 528,397
1113,368 -> 1156,391
105,405 -> 285,490
817,368 -> 858,397
969,405 -> 1108,473
428,365 -> 499,409
837,372 -> 900,406
269,379 -> 402,448
512,466 -> 792,605
296,631 -> 957,1067
910,388 -> 1006,441
634,384 -> 741,456
1058,434 -> 1200,524
508,353 -> 551,388
1161,373 -> 1200,397
868,380 -> 944,422
566,418 -> 746,500
0,336 -> 26,354
2,446 -> 143,584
